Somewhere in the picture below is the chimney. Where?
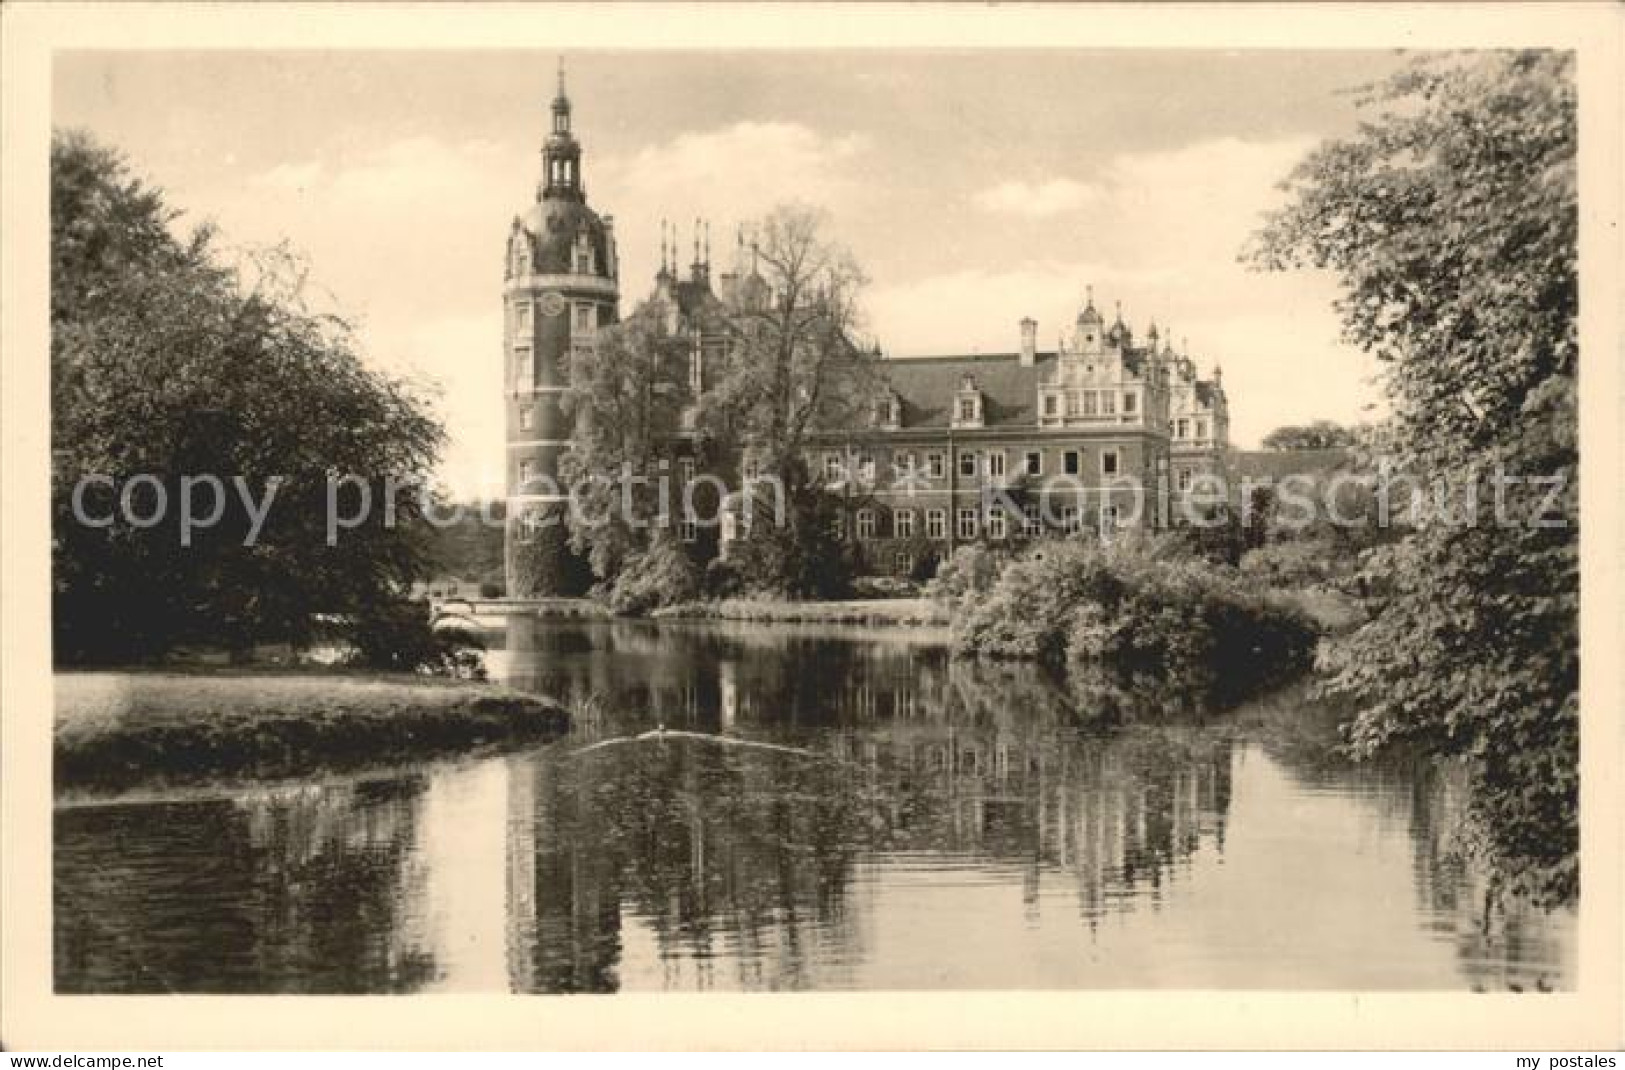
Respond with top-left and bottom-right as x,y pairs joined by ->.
1019,317 -> 1037,367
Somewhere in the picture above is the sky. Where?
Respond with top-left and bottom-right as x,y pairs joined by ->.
55,49 -> 1405,497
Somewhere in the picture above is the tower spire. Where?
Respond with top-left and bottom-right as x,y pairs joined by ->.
541,56 -> 582,201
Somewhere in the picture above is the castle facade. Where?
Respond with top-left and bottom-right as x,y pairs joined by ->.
503,76 -> 1230,595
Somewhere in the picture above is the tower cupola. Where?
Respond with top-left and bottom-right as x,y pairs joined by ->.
541,61 -> 584,202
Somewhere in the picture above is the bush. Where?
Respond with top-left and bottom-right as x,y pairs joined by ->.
1239,539 -> 1338,588
851,575 -> 922,599
347,598 -> 487,679
953,534 -> 1317,692
725,493 -> 856,601
600,537 -> 702,616
927,543 -> 1005,606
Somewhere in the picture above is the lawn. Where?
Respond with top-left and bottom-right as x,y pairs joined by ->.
55,670 -> 569,789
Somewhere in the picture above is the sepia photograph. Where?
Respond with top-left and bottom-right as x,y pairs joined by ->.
3,0 -> 1622,1054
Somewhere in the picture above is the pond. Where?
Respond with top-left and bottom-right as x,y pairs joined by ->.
54,618 -> 1575,993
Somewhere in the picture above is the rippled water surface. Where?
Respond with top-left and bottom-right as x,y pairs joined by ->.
55,619 -> 1575,992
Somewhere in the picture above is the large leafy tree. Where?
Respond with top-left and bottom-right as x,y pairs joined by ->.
1249,52 -> 1578,905
51,130 -> 444,661
559,297 -> 699,610
700,205 -> 880,597
1260,420 -> 1356,451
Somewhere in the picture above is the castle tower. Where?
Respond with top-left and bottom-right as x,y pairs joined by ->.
503,63 -> 620,597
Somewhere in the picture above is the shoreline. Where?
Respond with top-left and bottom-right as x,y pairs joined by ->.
55,670 -> 570,790
651,597 -> 950,627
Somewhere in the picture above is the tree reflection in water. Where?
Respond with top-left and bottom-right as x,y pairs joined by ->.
55,776 -> 438,993
52,619 -> 1574,993
498,620 -> 1237,992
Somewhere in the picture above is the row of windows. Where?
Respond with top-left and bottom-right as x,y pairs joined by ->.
1174,417 -> 1211,440
520,450 -> 1193,495
521,449 -> 1188,493
837,504 -> 1123,541
1041,390 -> 1137,419
520,456 -> 709,482
509,300 -> 600,339
823,447 -> 1124,482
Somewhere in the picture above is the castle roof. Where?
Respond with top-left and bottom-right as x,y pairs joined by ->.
879,353 -> 1056,429
515,198 -> 611,276
878,347 -> 1164,430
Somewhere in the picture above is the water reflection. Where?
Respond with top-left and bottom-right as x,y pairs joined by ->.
55,619 -> 1575,992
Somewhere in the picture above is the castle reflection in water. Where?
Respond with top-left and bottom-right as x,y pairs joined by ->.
496,619 -> 1237,992
54,619 -> 1572,993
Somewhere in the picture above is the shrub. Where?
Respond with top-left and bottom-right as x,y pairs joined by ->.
953,540 -> 1119,660
851,575 -> 922,599
953,534 -> 1317,691
927,543 -> 1006,606
1240,538 -> 1338,588
347,598 -> 487,679
601,537 -> 702,616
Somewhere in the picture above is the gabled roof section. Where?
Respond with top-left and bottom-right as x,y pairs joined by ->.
878,352 -> 1058,429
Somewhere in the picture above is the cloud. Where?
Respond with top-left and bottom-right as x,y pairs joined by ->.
368,312 -> 510,502
869,135 -> 1378,449
868,260 -> 1177,357
974,178 -> 1103,218
609,121 -> 867,211
599,122 -> 872,294
253,160 -> 324,193
1089,136 -> 1316,269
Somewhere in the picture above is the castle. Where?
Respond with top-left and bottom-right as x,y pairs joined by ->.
503,73 -> 1230,596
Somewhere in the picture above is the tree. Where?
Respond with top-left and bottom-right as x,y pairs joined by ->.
700,205 -> 881,597
558,296 -> 714,611
560,300 -> 691,584
1260,419 -> 1356,451
1248,52 -> 1577,905
51,130 -> 445,662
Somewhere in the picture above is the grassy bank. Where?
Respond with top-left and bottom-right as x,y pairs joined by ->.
56,671 -> 570,789
651,597 -> 950,627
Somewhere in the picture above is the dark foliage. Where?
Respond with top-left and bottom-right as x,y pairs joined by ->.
345,598 -> 486,679
51,130 -> 444,662
1249,52 -> 1578,905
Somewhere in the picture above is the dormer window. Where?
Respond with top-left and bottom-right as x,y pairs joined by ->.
573,231 -> 595,275
952,374 -> 984,429
873,391 -> 902,429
